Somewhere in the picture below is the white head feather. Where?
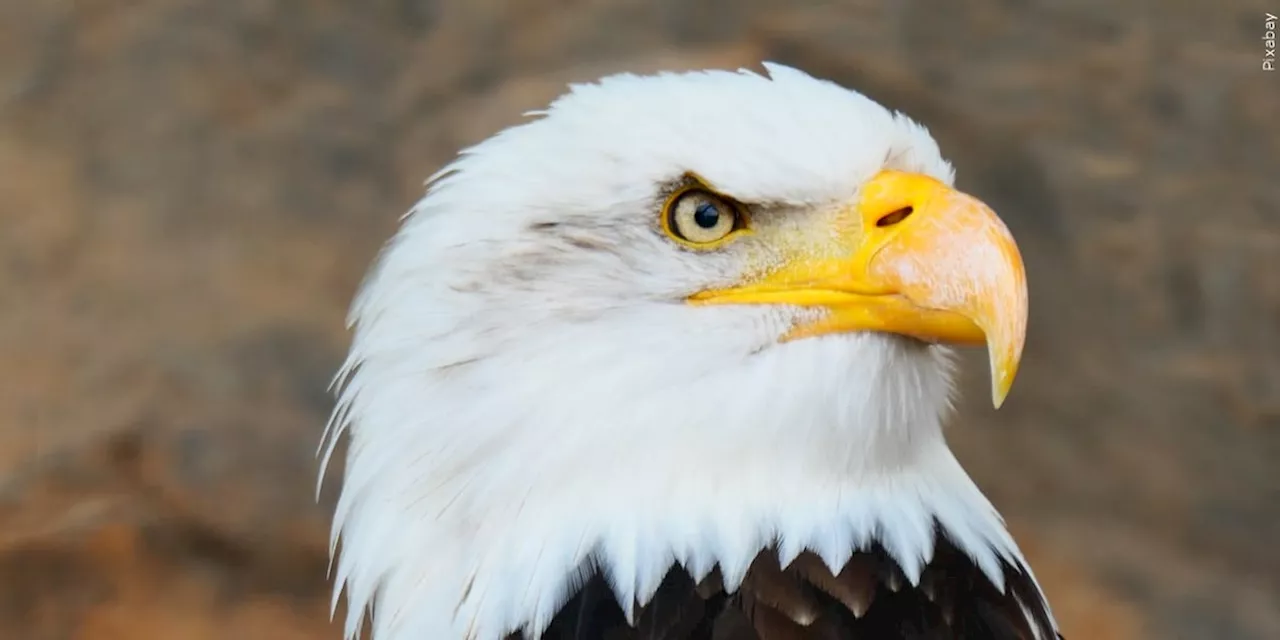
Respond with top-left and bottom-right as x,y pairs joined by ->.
322,63 -> 1050,640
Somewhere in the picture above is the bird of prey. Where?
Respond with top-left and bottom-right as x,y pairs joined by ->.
321,63 -> 1061,640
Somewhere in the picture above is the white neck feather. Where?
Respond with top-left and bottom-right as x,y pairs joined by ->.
325,296 -> 1030,640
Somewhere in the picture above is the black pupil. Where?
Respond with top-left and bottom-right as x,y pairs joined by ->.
693,202 -> 721,229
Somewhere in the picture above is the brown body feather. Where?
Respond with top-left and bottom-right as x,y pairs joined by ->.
513,526 -> 1060,640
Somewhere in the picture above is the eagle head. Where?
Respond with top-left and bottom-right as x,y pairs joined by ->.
323,64 -> 1047,640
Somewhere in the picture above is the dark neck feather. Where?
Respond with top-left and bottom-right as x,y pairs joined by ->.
514,523 -> 1060,640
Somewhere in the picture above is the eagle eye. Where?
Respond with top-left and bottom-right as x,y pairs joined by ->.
662,188 -> 746,248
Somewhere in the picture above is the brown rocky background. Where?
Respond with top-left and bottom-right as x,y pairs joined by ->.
1,0 -> 1277,638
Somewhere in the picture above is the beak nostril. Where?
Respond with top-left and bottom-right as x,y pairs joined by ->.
876,206 -> 913,228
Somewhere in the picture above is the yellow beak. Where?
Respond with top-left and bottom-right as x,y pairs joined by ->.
689,170 -> 1028,408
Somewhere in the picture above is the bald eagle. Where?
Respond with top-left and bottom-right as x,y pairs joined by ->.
320,64 -> 1060,640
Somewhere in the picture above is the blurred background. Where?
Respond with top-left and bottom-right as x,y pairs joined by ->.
2,0 -> 1278,638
